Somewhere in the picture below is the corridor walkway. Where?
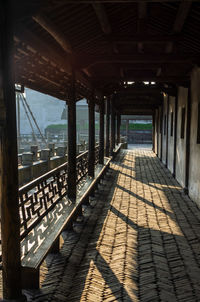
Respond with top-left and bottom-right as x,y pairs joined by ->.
24,150 -> 200,302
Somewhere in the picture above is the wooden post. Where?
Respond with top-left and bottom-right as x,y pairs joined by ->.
126,119 -> 129,143
110,97 -> 116,156
160,102 -> 163,161
0,1 -> 24,299
99,101 -> 104,164
157,109 -> 159,156
117,114 -> 121,145
152,112 -> 155,152
67,72 -> 77,200
184,85 -> 191,194
105,97 -> 110,157
173,91 -> 178,177
166,95 -> 169,167
88,98 -> 95,177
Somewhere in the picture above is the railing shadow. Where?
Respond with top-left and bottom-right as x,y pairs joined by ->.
24,150 -> 200,301
26,165 -> 132,301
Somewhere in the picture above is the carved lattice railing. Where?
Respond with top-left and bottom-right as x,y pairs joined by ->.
19,161 -> 68,240
0,147 -> 101,267
95,144 -> 100,165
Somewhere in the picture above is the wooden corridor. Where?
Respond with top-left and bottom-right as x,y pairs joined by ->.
22,149 -> 200,302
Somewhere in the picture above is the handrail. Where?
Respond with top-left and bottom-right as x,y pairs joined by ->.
19,159 -> 68,194
18,146 -> 100,240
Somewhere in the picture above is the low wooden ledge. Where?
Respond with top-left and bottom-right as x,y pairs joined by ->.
21,156 -> 111,289
113,143 -> 122,158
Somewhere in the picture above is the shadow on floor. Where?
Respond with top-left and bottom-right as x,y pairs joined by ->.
24,151 -> 200,301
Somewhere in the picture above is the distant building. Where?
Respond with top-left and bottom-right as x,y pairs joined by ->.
17,88 -> 99,143
121,115 -> 152,144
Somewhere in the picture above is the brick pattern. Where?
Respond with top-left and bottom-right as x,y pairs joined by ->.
23,150 -> 200,302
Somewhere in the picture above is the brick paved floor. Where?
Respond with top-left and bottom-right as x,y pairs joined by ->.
24,150 -> 200,302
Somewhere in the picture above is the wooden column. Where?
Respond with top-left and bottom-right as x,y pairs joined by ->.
99,101 -> 104,164
110,97 -> 116,156
0,1 -> 23,299
88,98 -> 95,177
173,91 -> 178,177
184,85 -> 191,194
152,112 -> 155,152
117,114 -> 121,145
166,95 -> 169,167
157,109 -> 159,156
67,72 -> 77,200
160,102 -> 163,161
105,97 -> 110,157
126,119 -> 129,142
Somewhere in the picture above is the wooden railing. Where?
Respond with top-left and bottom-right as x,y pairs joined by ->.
0,145 -> 101,268
19,161 -> 69,240
95,144 -> 100,165
76,150 -> 88,183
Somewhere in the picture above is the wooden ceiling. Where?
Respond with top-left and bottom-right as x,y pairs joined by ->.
14,0 -> 200,114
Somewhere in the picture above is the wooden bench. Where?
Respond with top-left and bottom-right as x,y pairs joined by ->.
20,156 -> 111,289
113,143 -> 122,158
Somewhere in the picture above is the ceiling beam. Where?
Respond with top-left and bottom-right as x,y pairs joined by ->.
137,3 -> 147,53
14,25 -> 92,90
33,11 -> 73,54
116,104 -> 159,110
51,1 -> 195,3
116,87 -> 176,95
32,11 -> 94,78
75,53 -> 195,69
158,1 -> 192,73
92,3 -> 111,35
92,75 -> 189,83
113,34 -> 181,44
173,1 -> 192,33
116,99 -> 162,104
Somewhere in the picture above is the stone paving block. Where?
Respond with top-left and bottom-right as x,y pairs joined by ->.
22,150 -> 200,302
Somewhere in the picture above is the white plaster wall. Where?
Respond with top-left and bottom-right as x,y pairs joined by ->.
176,87 -> 188,187
167,96 -> 175,173
188,67 -> 200,207
162,95 -> 168,165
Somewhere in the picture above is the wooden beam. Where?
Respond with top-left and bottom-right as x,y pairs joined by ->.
158,1 -> 192,74
15,25 -> 71,73
92,3 -> 111,35
92,75 -> 190,83
15,26 -> 92,90
117,86 -> 176,95
173,1 -> 192,33
52,1 -> 195,3
33,12 -> 73,54
32,12 -> 93,78
117,104 -> 159,110
113,34 -> 181,44
75,53 -> 194,69
120,109 -> 154,115
137,3 -> 147,52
